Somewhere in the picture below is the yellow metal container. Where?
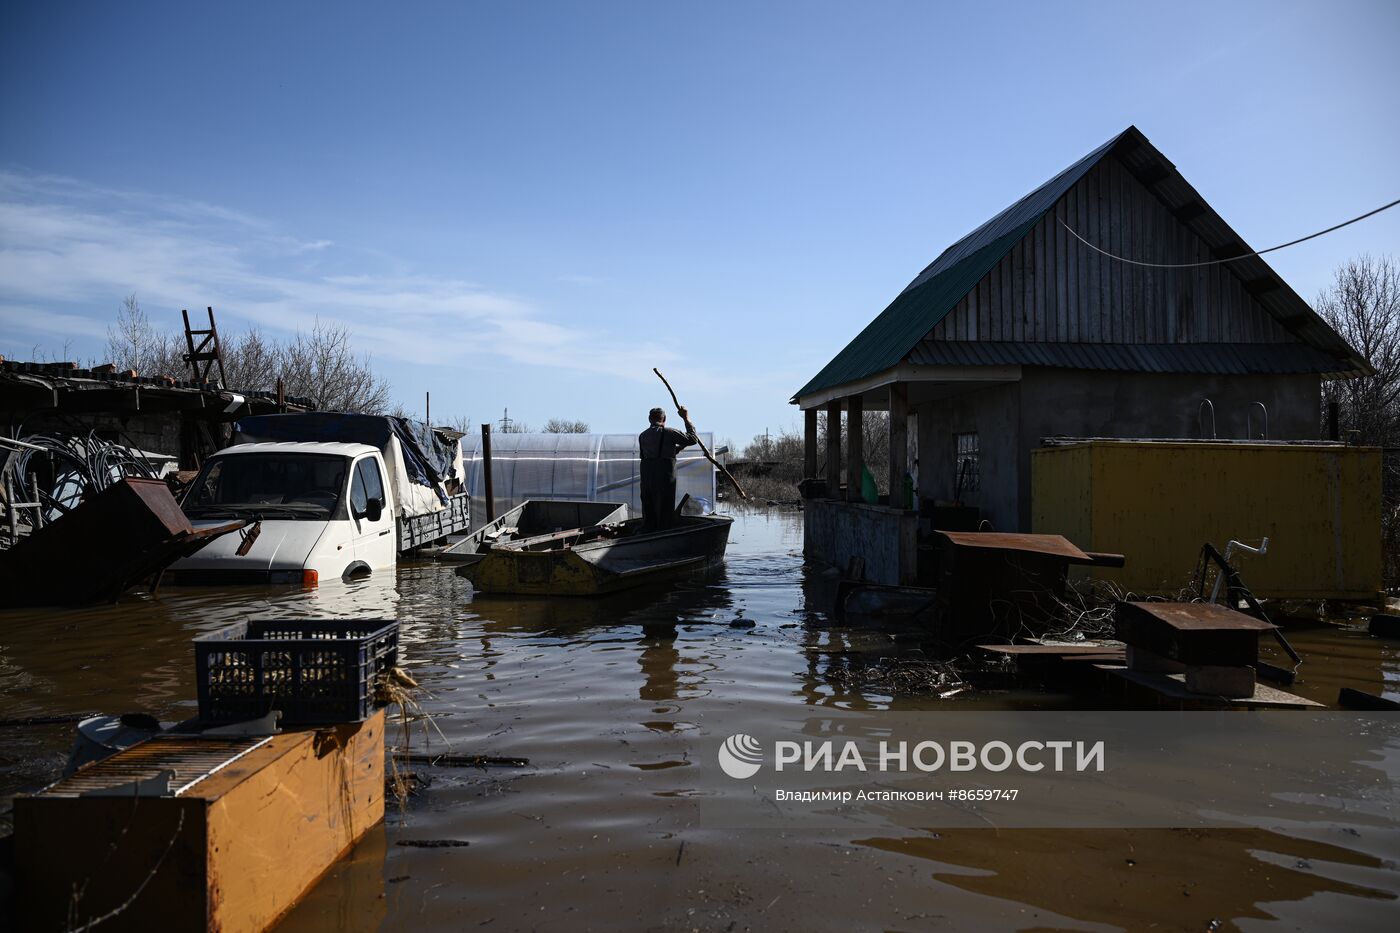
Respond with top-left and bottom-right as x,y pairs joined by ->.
1031,441 -> 1382,601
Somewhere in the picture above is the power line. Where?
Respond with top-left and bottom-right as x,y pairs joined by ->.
1059,196 -> 1400,270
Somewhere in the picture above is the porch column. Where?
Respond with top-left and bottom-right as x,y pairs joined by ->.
825,400 -> 842,498
803,407 -> 818,478
846,394 -> 864,503
889,382 -> 908,508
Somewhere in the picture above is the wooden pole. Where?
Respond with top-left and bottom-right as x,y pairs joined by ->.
480,423 -> 495,522
846,395 -> 864,503
825,400 -> 842,498
889,383 -> 908,508
652,368 -> 749,499
803,408 -> 818,478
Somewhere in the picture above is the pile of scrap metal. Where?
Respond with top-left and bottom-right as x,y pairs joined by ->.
1,431 -> 174,540
0,476 -> 243,607
836,531 -> 1125,654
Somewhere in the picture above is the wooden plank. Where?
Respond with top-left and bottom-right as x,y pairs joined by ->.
207,713 -> 384,933
1019,236 -> 1032,343
1084,170 -> 1101,341
888,383 -> 908,506
1103,159 -> 1114,341
1109,157 -> 1124,344
977,264 -> 991,342
845,394 -> 863,503
1129,160 -> 1143,344
1054,196 -> 1068,342
1065,187 -> 1079,342
826,400 -> 842,495
1033,216 -> 1047,342
803,407 -> 818,478
988,252 -> 1003,341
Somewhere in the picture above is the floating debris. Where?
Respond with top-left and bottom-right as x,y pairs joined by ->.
824,657 -> 968,696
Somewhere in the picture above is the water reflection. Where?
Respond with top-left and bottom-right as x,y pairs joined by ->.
857,826 -> 1400,930
2,507 -> 1398,931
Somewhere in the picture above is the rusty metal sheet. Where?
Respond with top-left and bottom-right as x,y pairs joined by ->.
0,478 -> 244,607
1114,601 -> 1275,668
1117,601 -> 1276,633
938,531 -> 1093,564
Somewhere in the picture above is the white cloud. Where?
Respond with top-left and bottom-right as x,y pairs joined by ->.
0,169 -> 682,381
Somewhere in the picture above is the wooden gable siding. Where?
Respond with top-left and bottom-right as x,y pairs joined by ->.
931,154 -> 1294,346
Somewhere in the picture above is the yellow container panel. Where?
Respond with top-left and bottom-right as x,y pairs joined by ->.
1032,442 -> 1382,601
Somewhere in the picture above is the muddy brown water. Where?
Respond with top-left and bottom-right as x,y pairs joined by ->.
1,509 -> 1397,931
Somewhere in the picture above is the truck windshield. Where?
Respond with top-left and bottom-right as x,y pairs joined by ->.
184,453 -> 349,520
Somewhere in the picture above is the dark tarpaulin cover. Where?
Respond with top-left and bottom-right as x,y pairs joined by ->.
233,413 -> 455,503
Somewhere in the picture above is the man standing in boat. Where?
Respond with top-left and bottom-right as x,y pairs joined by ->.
639,406 -> 697,532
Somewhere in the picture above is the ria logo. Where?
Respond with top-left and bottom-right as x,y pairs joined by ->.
718,734 -> 764,779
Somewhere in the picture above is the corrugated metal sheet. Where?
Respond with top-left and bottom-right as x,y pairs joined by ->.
794,126 -> 1368,402
907,340 -> 1346,374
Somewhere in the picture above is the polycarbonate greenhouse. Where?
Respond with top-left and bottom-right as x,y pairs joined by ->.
458,432 -> 717,526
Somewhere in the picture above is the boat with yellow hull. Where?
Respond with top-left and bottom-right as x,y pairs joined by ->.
456,513 -> 732,596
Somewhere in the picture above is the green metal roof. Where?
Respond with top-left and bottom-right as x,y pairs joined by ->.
793,126 -> 1369,402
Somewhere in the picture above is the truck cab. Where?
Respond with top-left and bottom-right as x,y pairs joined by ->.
167,441 -> 396,585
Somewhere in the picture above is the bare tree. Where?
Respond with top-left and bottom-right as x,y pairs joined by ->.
1319,254 -> 1400,445
221,327 -> 281,396
542,417 -> 589,433
279,320 -> 392,414
105,294 -> 182,376
104,299 -> 392,413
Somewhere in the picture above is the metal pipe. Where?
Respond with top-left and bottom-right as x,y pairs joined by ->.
1247,402 -> 1268,440
1197,399 -> 1216,439
1209,537 -> 1269,604
480,423 -> 495,523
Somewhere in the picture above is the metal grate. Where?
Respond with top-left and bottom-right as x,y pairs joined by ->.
36,735 -> 272,798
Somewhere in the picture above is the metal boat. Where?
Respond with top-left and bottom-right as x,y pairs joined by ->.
455,509 -> 733,596
437,499 -> 632,564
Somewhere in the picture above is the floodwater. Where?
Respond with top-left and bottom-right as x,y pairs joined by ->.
2,508 -> 1398,931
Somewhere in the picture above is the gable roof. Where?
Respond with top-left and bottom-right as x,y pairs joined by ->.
794,126 -> 1368,402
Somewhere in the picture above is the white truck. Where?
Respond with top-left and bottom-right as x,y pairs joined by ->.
167,416 -> 471,586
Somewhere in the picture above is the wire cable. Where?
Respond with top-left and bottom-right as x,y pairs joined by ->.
1059,196 -> 1400,269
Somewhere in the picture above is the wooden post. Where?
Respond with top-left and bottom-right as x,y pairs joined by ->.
480,423 -> 495,522
846,395 -> 864,503
803,408 -> 818,478
825,400 -> 842,498
889,382 -> 908,508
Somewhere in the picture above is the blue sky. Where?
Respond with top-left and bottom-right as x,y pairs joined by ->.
2,1 -> 1397,449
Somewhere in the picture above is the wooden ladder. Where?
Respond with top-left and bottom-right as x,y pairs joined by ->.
182,306 -> 227,388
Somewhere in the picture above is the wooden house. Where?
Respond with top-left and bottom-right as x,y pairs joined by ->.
793,126 -> 1372,591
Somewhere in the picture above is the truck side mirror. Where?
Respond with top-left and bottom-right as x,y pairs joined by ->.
364,496 -> 383,522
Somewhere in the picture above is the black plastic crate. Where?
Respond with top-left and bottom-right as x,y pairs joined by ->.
194,619 -> 399,725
